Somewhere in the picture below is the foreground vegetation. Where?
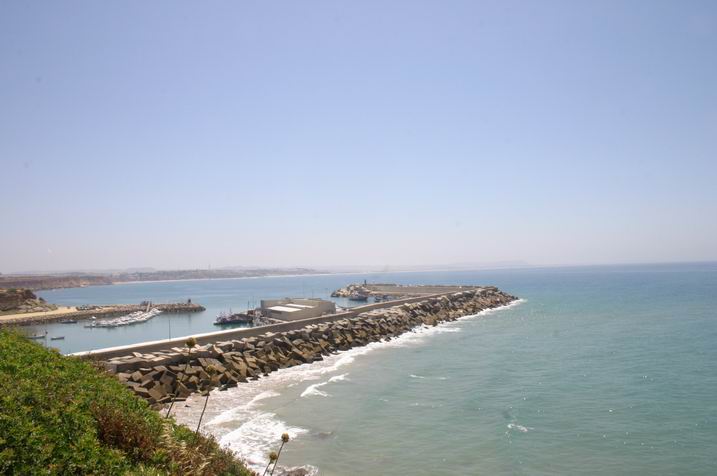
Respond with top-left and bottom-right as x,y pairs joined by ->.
0,330 -> 254,475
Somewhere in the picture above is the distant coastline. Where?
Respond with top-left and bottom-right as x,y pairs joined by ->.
0,268 -> 327,291
110,271 -> 342,286
6,261 -> 712,291
2,265 -> 523,291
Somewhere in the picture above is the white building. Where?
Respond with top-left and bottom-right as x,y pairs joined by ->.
259,298 -> 336,321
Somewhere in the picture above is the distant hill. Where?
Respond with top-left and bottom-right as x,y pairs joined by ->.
0,275 -> 114,290
0,267 -> 325,290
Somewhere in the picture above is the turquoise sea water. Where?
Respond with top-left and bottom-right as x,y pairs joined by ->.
36,264 -> 717,474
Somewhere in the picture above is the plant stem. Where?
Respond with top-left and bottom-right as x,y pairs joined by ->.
165,396 -> 175,418
195,391 -> 210,434
270,441 -> 285,476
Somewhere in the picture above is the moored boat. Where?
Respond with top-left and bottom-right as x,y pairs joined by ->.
85,308 -> 162,328
214,310 -> 254,325
348,291 -> 369,301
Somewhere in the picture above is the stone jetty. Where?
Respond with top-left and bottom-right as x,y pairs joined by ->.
331,283 -> 477,298
99,287 -> 517,408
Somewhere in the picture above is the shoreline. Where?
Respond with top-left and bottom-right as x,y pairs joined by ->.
74,285 -> 519,475
172,298 -> 525,474
94,286 -> 517,403
31,265 -> 535,291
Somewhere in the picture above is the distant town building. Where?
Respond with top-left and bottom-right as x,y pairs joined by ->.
259,298 -> 336,321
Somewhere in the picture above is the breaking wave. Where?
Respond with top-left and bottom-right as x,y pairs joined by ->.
171,299 -> 524,473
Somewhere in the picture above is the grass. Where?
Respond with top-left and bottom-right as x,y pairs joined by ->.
0,329 -> 254,475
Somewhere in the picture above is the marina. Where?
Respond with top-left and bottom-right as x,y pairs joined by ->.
84,307 -> 163,328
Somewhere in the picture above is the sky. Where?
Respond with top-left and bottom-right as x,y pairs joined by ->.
1,1 -> 716,273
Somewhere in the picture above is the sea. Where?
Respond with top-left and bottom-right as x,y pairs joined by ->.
32,263 -> 717,475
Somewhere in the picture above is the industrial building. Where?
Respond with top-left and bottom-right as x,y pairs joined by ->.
259,298 -> 336,321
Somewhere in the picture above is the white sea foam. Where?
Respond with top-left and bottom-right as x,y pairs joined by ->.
206,389 -> 280,426
171,299 -> 524,473
275,464 -> 319,476
507,423 -> 533,433
220,413 -> 308,466
300,372 -> 349,397
329,373 -> 349,382
410,373 -> 451,381
170,346 -> 376,472
301,381 -> 330,398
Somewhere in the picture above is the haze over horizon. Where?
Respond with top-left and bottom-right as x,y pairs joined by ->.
2,1 -> 716,273
6,259 -> 717,277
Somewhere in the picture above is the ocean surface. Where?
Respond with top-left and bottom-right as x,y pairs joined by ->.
35,264 -> 717,475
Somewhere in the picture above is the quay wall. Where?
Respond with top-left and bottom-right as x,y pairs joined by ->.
73,291 -> 476,360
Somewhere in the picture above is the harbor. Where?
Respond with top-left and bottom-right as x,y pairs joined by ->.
78,286 -> 517,406
3,265 -> 717,475
8,274 -> 502,355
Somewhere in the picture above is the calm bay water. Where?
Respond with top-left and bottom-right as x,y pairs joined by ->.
36,264 -> 717,474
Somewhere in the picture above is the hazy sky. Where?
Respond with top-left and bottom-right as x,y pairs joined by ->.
1,1 -> 716,273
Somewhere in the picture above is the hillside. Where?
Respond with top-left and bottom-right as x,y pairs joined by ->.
0,330 -> 253,475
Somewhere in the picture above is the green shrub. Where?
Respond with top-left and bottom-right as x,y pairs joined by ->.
0,330 -> 253,475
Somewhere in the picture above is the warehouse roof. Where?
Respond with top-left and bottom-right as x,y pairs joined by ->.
268,305 -> 302,313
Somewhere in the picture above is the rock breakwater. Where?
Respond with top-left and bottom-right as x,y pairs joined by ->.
101,287 -> 517,408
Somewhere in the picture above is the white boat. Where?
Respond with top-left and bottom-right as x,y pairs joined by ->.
88,308 -> 163,328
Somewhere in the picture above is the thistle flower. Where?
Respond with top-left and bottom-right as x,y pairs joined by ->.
262,451 -> 279,475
